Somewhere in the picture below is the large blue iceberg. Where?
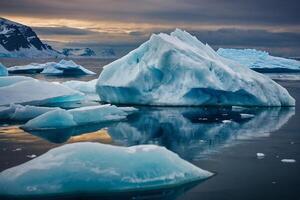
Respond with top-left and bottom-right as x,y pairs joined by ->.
0,76 -> 84,106
217,48 -> 300,73
96,29 -> 295,106
8,59 -> 95,75
0,142 -> 213,197
22,104 -> 137,130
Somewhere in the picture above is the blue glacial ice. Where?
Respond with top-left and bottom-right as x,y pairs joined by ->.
22,104 -> 137,130
8,59 -> 95,75
0,142 -> 213,197
217,48 -> 300,73
0,63 -> 8,76
0,104 -> 58,121
96,29 -> 295,106
0,77 -> 84,106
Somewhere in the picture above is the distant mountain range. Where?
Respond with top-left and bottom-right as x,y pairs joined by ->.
62,47 -> 116,58
0,18 -> 117,58
62,48 -> 96,57
0,17 -> 61,58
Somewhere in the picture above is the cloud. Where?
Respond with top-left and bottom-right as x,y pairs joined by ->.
33,26 -> 97,36
1,0 -> 299,27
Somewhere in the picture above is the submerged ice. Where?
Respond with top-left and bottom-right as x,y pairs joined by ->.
217,48 -> 300,72
8,59 -> 95,75
96,29 -> 295,106
22,104 -> 137,130
0,142 -> 213,196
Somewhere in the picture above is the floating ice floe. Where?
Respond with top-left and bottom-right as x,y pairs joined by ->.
217,48 -> 300,73
8,60 -> 95,75
22,104 -> 137,130
0,142 -> 213,197
0,63 -> 8,76
0,77 -> 84,106
96,29 -> 295,106
0,104 -> 58,121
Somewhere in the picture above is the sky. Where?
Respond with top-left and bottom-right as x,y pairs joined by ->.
1,0 -> 300,56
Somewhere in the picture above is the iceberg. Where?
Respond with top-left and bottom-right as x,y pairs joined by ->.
0,77 -> 84,106
217,48 -> 300,73
8,60 -> 95,75
0,63 -> 8,76
0,104 -> 58,121
22,104 -> 137,130
0,142 -> 213,197
96,29 -> 295,106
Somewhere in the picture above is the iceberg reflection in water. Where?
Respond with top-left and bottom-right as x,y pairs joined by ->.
25,106 -> 295,161
108,107 -> 295,160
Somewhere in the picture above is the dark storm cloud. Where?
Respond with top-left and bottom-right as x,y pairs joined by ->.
190,29 -> 300,47
33,26 -> 97,36
0,0 -> 299,26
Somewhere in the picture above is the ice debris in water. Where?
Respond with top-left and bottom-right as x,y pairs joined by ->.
0,63 -> 8,76
281,159 -> 296,163
0,76 -> 84,106
0,142 -> 213,196
256,153 -> 265,159
217,48 -> 300,72
22,104 -> 137,130
96,29 -> 295,106
8,59 -> 95,75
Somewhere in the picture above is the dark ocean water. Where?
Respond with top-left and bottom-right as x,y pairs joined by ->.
0,58 -> 299,200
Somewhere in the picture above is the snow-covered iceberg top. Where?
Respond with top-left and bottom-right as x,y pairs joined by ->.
0,63 -> 8,76
8,59 -> 95,75
96,29 -> 295,106
0,76 -> 84,106
22,104 -> 137,130
217,48 -> 300,72
0,142 -> 212,197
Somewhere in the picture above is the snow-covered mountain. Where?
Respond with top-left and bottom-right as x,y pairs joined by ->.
0,17 -> 61,58
62,48 -> 96,57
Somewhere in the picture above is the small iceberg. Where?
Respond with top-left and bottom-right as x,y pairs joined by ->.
0,142 -> 213,197
0,63 -> 8,76
0,104 -> 58,121
96,29 -> 295,106
8,60 -> 95,75
0,76 -> 84,106
217,48 -> 300,73
22,104 -> 137,130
